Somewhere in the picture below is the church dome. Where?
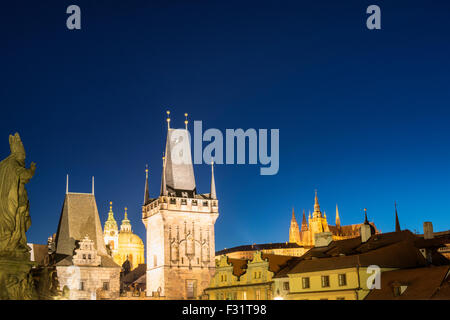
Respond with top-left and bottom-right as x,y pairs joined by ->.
118,232 -> 144,246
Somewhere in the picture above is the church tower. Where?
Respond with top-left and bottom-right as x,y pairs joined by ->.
307,190 -> 330,244
142,112 -> 219,299
104,201 -> 119,256
289,208 -> 301,244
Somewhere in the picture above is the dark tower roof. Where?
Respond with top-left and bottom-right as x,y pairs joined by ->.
55,193 -> 108,257
395,201 -> 401,232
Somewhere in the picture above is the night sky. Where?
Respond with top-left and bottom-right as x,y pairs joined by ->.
1,0 -> 450,252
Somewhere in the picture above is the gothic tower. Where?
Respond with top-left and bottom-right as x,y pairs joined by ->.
307,190 -> 330,244
289,208 -> 301,244
104,201 -> 119,256
142,112 -> 219,299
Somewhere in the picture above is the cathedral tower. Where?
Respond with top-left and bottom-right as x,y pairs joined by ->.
142,112 -> 219,299
289,208 -> 301,244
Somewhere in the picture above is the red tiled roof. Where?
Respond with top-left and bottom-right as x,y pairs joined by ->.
365,265 -> 450,300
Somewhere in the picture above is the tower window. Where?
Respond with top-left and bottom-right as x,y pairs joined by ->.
283,281 -> 290,290
79,281 -> 85,291
103,282 -> 109,291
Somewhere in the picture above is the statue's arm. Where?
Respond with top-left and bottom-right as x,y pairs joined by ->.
16,162 -> 36,181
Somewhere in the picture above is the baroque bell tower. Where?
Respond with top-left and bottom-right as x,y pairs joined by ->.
142,112 -> 219,299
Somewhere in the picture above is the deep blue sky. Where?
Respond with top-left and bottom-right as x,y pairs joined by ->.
1,1 -> 449,252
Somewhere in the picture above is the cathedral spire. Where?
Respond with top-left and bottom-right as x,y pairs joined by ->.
364,208 -> 369,224
335,204 -> 341,228
144,164 -> 150,205
91,176 -> 95,195
289,208 -> 301,244
184,113 -> 189,130
210,160 -> 216,199
66,174 -> 69,194
313,190 -> 321,218
301,209 -> 308,231
395,201 -> 401,232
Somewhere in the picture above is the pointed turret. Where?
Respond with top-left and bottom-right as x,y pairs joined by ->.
335,204 -> 341,228
160,155 -> 167,196
210,160 -> 216,199
144,165 -> 150,205
105,201 -> 118,230
395,201 -> 401,232
301,209 -> 308,231
289,207 -> 301,244
313,190 -> 322,218
120,207 -> 132,232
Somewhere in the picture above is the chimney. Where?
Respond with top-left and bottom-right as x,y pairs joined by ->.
360,224 -> 371,243
314,232 -> 333,247
423,221 -> 434,240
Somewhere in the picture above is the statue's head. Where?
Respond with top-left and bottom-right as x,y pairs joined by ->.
9,132 -> 26,162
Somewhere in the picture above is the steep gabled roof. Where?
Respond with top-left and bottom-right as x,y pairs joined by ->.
55,193 -> 108,257
164,128 -> 197,197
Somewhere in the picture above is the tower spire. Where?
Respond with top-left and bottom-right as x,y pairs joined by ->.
364,208 -> 369,224
289,207 -> 301,244
313,190 -> 321,218
120,207 -> 132,232
160,155 -> 167,196
66,174 -> 69,194
144,164 -> 150,205
210,160 -> 216,199
92,176 -> 95,195
335,204 -> 341,228
395,201 -> 401,232
184,113 -> 188,130
166,110 -> 171,130
301,209 -> 308,231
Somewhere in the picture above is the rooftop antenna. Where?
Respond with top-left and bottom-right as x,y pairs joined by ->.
66,174 -> 69,194
184,113 -> 188,130
92,176 -> 95,195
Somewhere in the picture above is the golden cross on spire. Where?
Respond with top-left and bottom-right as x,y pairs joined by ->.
166,110 -> 171,129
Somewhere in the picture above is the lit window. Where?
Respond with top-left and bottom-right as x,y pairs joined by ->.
321,275 -> 330,288
338,274 -> 347,286
302,277 -> 310,289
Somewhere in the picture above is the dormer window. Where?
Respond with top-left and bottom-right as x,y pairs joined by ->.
393,284 -> 408,297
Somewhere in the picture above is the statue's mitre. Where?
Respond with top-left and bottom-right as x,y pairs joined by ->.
9,132 -> 25,155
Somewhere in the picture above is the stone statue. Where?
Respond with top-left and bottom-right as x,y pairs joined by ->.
0,133 -> 36,259
0,133 -> 37,300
